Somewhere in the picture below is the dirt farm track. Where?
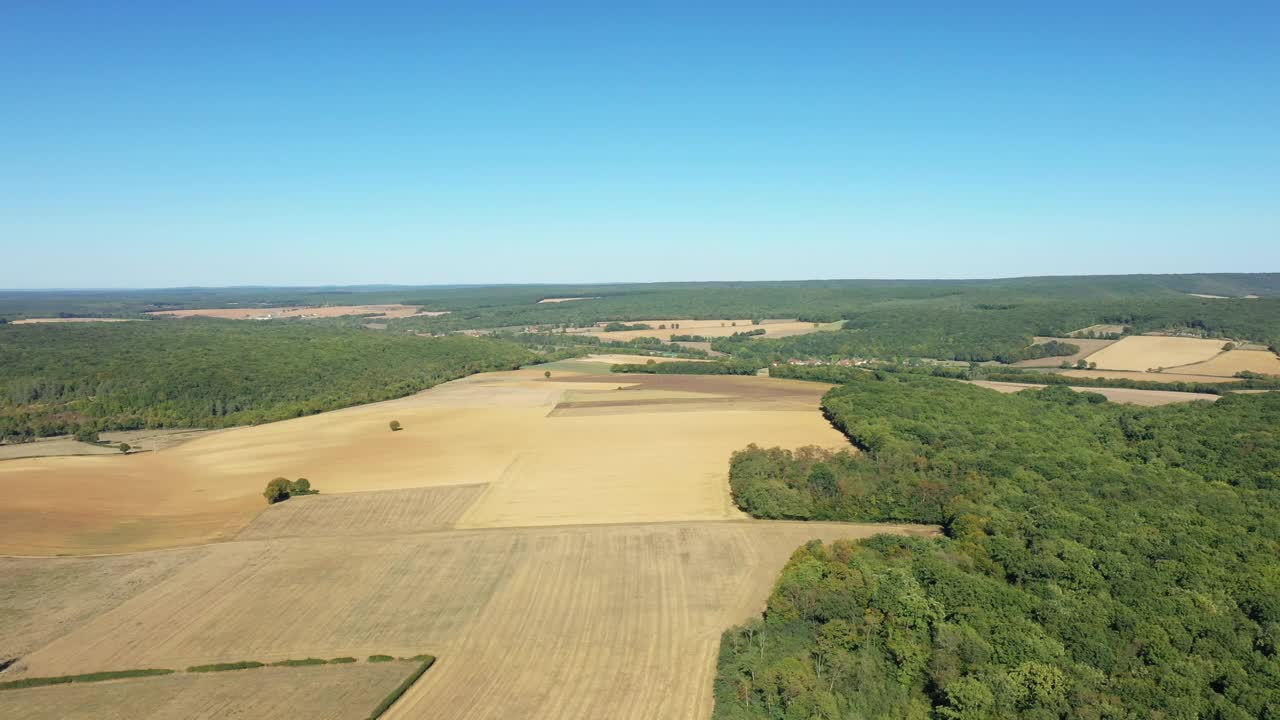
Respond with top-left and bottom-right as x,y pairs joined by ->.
0,361 -> 939,719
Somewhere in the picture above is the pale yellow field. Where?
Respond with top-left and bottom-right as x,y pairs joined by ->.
0,662 -> 413,720
1083,335 -> 1230,372
567,318 -> 835,343
966,380 -> 1221,406
1166,349 -> 1280,378
0,429 -> 219,462
572,353 -> 712,365
1012,337 -> 1117,367
3,521 -> 935,718
536,296 -> 598,303
1059,369 -> 1242,384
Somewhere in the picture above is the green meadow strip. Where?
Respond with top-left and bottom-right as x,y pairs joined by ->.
0,669 -> 174,691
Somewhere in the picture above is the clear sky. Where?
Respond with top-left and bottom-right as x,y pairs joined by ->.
2,2 -> 1277,288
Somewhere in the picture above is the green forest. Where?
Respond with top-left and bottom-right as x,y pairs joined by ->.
0,321 -> 534,441
716,372 -> 1280,719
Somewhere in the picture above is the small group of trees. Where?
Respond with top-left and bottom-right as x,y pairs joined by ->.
602,322 -> 653,332
263,477 -> 317,504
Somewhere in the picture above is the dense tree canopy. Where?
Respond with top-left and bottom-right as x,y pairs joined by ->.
717,372 -> 1280,719
0,320 -> 534,441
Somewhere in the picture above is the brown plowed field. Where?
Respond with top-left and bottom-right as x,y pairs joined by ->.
0,662 -> 412,720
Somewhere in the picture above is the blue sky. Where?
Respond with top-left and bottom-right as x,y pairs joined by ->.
2,2 -> 1277,288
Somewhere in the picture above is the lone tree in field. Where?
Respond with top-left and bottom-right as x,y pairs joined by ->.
117,443 -> 131,454
544,370 -> 551,379
264,477 -> 291,504
389,420 -> 402,432
288,478 -> 315,495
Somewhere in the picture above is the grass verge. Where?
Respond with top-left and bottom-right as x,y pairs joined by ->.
0,669 -> 174,690
186,661 -> 265,673
367,655 -> 436,719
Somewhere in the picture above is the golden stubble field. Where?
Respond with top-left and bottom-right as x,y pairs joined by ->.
0,360 -> 939,719
0,367 -> 847,554
1082,335 -> 1230,372
3,520 -> 935,720
564,318 -> 837,343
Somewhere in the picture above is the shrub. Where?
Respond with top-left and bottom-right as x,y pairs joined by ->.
117,442 -> 131,453
263,477 -> 291,504
0,669 -> 174,691
329,657 -> 357,664
74,428 -> 99,443
288,477 -> 316,495
368,654 -> 396,663
389,420 -> 402,431
186,661 -> 265,673
270,658 -> 327,667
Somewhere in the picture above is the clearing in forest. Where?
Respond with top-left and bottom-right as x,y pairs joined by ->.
966,380 -> 1221,406
1067,323 -> 1127,337
1012,336 -> 1117,367
1165,349 -> 1280,378
1082,335 -> 1229,372
1057,369 -> 1241,384
563,318 -> 836,343
145,304 -> 444,320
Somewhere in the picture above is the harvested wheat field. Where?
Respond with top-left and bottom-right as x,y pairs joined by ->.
966,380 -> 1220,406
0,662 -> 413,720
536,296 -> 598,303
572,353 -> 711,365
1058,369 -> 1241,384
0,361 -> 846,554
1012,337 -> 1118,367
0,429 -> 218,462
1083,335 -> 1229,372
1165,349 -> 1280,378
146,304 -> 444,320
3,520 -> 936,719
565,318 -> 837,343
0,356 -> 939,719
